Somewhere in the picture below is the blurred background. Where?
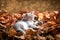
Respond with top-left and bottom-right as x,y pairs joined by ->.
0,0 -> 60,13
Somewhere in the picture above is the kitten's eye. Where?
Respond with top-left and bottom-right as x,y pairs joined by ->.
34,17 -> 38,20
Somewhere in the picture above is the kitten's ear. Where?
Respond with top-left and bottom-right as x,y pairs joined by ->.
30,11 -> 34,14
22,14 -> 26,17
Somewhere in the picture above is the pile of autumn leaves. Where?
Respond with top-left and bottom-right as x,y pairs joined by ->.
0,10 -> 60,40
